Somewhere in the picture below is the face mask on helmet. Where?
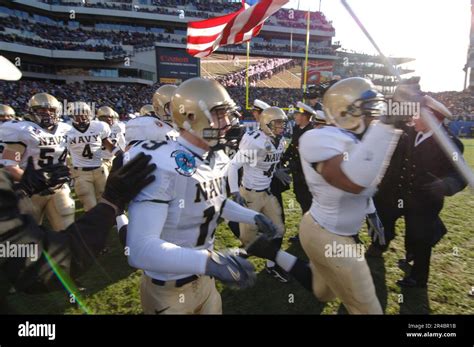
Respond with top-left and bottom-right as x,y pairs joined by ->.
72,114 -> 92,131
162,102 -> 172,123
346,89 -> 387,118
201,105 -> 240,148
259,107 -> 288,138
33,108 -> 60,129
323,77 -> 386,135
98,115 -> 114,126
68,102 -> 92,131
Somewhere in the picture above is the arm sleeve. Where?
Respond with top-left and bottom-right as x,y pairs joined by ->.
221,199 -> 258,224
227,134 -> 254,193
126,201 -> 209,274
443,136 -> 467,195
101,123 -> 111,140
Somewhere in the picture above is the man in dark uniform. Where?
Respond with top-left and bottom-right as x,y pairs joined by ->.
367,93 -> 467,288
282,100 -> 327,243
282,102 -> 327,216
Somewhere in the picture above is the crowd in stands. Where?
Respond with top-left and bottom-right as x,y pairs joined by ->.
218,58 -> 296,87
1,79 -> 470,121
428,90 -> 474,120
0,16 -> 185,50
36,0 -> 334,31
0,13 -> 332,56
0,80 -> 301,118
251,42 -> 334,55
0,32 -> 127,56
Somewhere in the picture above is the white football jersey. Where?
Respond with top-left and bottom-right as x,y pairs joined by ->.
127,137 -> 229,281
66,120 -> 110,167
101,121 -> 125,160
0,120 -> 20,160
125,116 -> 179,145
0,120 -> 70,169
299,126 -> 375,236
233,129 -> 286,191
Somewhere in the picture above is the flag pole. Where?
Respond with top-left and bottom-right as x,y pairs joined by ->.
302,6 -> 311,100
245,40 -> 251,110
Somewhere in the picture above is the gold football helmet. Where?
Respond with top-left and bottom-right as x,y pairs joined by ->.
28,92 -> 62,128
171,78 -> 238,145
140,104 -> 156,117
259,106 -> 288,137
0,104 -> 15,123
67,101 -> 93,131
152,84 -> 177,122
97,106 -> 118,125
323,77 -> 386,134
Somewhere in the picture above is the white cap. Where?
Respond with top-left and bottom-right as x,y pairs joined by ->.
253,99 -> 271,111
424,95 -> 453,120
296,101 -> 326,123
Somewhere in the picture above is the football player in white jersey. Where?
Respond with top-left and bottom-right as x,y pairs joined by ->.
139,104 -> 155,117
1,93 -> 75,231
0,104 -> 16,159
125,88 -> 179,146
244,78 -> 407,314
126,77 -> 279,315
97,106 -> 125,172
295,77 -> 406,314
227,106 -> 289,282
66,101 -> 120,212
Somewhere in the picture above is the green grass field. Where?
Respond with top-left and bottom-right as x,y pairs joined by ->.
4,140 -> 474,314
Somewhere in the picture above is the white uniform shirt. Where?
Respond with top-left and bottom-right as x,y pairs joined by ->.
299,126 -> 375,236
0,120 -> 70,169
127,137 -> 229,281
101,121 -> 125,160
125,116 -> 179,145
229,129 -> 285,192
66,120 -> 110,168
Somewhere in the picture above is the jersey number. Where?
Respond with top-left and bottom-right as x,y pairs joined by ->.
58,148 -> 67,163
196,206 -> 216,246
132,140 -> 166,151
263,163 -> 276,178
38,148 -> 55,167
82,144 -> 93,159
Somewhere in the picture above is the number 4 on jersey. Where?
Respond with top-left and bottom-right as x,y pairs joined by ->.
82,144 -> 93,159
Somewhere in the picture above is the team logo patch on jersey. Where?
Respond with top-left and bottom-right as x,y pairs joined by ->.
172,150 -> 196,177
155,120 -> 163,128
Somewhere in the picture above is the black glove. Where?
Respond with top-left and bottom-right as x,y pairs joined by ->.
366,212 -> 386,246
274,167 -> 292,186
231,191 -> 247,207
254,213 -> 279,238
205,249 -> 256,289
420,173 -> 449,200
102,152 -> 156,212
245,233 -> 279,261
0,170 -> 20,222
16,157 -> 70,197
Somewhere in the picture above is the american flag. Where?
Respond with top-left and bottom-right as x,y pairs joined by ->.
186,0 -> 289,58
